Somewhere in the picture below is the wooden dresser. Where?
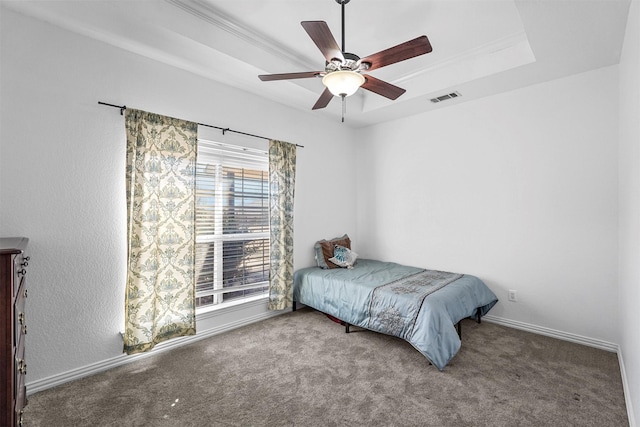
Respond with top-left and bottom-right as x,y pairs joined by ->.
1,237 -> 29,427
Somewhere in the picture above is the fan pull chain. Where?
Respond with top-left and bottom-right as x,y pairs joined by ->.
341,95 -> 346,123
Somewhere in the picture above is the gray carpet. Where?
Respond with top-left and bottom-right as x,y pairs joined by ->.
24,308 -> 628,426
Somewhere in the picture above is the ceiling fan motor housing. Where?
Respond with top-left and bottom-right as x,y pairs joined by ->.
326,52 -> 365,72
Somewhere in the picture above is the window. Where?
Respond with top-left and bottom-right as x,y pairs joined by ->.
195,140 -> 269,310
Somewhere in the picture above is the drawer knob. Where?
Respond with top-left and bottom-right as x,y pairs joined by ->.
18,312 -> 24,325
22,324 -> 27,335
18,359 -> 27,374
17,268 -> 26,276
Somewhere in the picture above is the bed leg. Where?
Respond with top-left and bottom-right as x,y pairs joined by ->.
477,308 -> 482,324
345,322 -> 350,334
292,301 -> 297,312
456,321 -> 462,339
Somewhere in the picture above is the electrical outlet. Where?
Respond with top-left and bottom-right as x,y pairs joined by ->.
508,290 -> 517,302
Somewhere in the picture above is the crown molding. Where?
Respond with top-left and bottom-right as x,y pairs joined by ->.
393,31 -> 533,85
165,0 -> 315,71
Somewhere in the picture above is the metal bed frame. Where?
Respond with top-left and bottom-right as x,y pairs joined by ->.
293,301 -> 484,339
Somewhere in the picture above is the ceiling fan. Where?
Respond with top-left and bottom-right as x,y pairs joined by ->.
258,0 -> 432,120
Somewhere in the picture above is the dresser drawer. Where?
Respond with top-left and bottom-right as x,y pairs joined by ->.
14,281 -> 27,348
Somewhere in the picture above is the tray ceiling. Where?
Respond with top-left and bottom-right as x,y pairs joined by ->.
3,0 -> 630,127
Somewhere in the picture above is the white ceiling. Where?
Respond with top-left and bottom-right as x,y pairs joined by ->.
3,0 -> 631,127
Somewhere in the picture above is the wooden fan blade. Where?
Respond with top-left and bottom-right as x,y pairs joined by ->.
301,21 -> 344,64
360,36 -> 432,72
259,71 -> 322,81
361,75 -> 406,100
312,88 -> 334,110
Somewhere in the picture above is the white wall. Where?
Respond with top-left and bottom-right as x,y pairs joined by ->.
619,0 -> 640,424
355,66 -> 620,345
0,8 -> 358,384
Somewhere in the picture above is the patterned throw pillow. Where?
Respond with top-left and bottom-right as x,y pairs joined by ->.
329,245 -> 358,269
314,234 -> 351,269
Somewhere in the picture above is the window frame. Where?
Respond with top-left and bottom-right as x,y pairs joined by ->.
194,139 -> 270,314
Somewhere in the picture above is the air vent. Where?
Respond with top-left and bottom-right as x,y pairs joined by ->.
430,91 -> 461,103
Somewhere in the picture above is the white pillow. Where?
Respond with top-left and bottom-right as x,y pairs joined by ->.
329,245 -> 358,269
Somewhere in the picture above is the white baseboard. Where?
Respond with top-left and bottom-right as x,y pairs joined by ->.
617,350 -> 637,427
482,315 -> 618,352
26,306 -> 286,395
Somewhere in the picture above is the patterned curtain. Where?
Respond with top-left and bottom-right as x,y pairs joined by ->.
268,140 -> 297,310
124,109 -> 198,354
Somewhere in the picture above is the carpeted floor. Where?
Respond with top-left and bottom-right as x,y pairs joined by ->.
23,308 -> 628,426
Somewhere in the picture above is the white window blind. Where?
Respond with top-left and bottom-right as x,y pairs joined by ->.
195,140 -> 269,310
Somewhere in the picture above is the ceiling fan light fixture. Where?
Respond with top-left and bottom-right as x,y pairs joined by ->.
322,70 -> 365,97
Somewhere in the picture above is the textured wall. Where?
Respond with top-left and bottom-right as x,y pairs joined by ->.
355,66 -> 620,344
0,7 -> 358,383
619,0 -> 640,424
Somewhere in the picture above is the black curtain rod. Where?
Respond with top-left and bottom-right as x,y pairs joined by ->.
98,101 -> 304,148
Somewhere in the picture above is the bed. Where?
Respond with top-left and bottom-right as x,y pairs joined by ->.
292,258 -> 498,370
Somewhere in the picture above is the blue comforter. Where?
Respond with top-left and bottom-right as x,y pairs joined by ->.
293,259 -> 498,370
